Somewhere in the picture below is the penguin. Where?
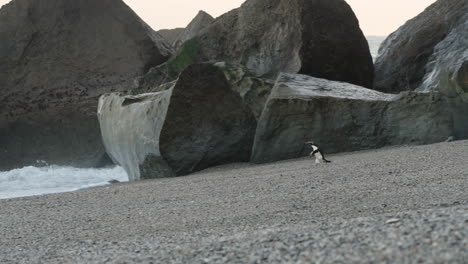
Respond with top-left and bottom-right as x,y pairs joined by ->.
305,141 -> 331,163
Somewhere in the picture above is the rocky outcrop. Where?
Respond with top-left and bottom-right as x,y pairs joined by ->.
153,0 -> 373,88
157,28 -> 184,45
173,11 -> 214,50
374,0 -> 468,93
0,0 -> 173,170
135,0 -> 373,96
98,63 -> 271,180
251,73 -> 465,164
418,15 -> 468,101
156,10 -> 215,50
418,16 -> 468,138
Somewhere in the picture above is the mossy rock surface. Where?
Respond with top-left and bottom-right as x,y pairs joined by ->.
167,39 -> 200,78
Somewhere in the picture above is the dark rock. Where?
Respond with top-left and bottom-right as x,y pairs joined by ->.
251,73 -> 464,164
98,63 -> 269,180
374,0 -> 468,93
132,64 -> 176,94
134,11 -> 215,93
156,28 -> 184,44
173,10 -> 214,50
145,0 -> 374,88
108,180 -> 120,184
159,63 -> 257,177
0,0 -> 173,170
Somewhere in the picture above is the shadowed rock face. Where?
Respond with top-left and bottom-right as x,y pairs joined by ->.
374,0 -> 468,93
159,63 -> 257,176
98,63 -> 269,180
144,0 -> 373,89
251,73 -> 465,164
0,0 -> 172,170
297,0 -> 373,87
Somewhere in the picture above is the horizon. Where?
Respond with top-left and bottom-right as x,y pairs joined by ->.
0,0 -> 437,36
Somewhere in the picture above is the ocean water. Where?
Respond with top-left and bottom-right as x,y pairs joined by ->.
0,36 -> 386,200
367,36 -> 386,59
0,166 -> 128,199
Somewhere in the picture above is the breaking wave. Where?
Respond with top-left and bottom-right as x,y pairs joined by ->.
0,166 -> 128,199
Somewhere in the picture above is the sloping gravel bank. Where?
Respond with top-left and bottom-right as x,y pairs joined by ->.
1,141 -> 467,263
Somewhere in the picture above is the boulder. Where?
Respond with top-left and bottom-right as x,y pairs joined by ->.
0,0 -> 173,170
173,10 -> 214,50
144,0 -> 374,89
251,73 -> 463,164
419,16 -> 468,138
374,0 -> 468,93
98,63 -> 271,180
419,15 -> 468,101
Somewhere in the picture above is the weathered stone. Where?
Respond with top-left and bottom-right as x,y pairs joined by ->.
98,91 -> 174,181
173,10 -> 214,50
213,62 -> 274,120
157,28 -> 184,44
251,73 -> 464,164
0,0 -> 172,170
148,0 -> 373,88
133,37 -> 202,93
419,15 -> 468,101
98,63 -> 270,180
374,0 -> 468,93
134,11 -> 215,93
132,63 -> 175,94
418,16 -> 468,139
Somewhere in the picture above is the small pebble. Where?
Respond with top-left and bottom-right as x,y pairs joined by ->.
386,218 -> 401,224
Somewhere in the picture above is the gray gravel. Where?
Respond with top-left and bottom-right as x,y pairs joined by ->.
0,141 -> 467,263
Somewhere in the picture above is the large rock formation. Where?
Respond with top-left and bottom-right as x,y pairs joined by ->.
419,14 -> 468,101
251,73 -> 466,164
374,0 -> 468,93
98,63 -> 271,180
173,11 -> 214,50
418,15 -> 468,137
0,0 -> 173,170
156,28 -> 184,45
141,0 -> 374,90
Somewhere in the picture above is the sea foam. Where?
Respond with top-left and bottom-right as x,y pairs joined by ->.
0,166 -> 128,199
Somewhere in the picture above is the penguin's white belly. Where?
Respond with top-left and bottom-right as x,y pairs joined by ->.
314,152 -> 324,163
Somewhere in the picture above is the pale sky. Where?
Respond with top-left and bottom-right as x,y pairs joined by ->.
0,0 -> 437,36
